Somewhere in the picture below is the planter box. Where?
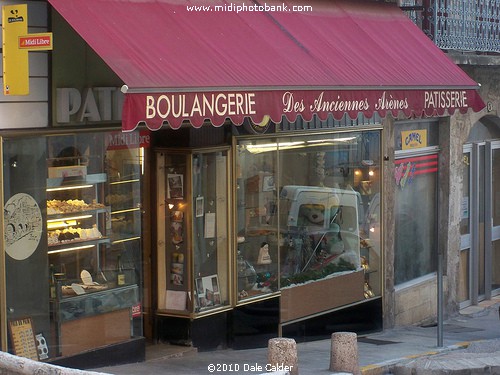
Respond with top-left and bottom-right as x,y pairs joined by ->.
280,270 -> 364,323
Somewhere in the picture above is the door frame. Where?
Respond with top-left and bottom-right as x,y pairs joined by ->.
461,139 -> 500,307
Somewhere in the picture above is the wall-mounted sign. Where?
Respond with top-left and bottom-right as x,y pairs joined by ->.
2,5 -> 53,95
401,129 -> 427,150
2,4 -> 28,95
18,32 -> 52,50
4,193 -> 43,260
56,87 -> 124,124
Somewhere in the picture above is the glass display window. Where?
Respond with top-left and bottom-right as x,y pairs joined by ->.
394,151 -> 438,285
235,130 -> 382,306
394,120 -> 439,285
1,130 -> 144,360
156,147 -> 231,317
235,140 -> 279,301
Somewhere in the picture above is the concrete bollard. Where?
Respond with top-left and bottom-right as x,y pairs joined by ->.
267,337 -> 299,375
329,332 -> 360,375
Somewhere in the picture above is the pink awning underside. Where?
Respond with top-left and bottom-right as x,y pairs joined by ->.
48,0 -> 485,130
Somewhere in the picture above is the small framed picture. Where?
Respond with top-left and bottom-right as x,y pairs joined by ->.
262,175 -> 275,192
196,196 -> 204,217
195,274 -> 221,309
171,210 -> 184,222
167,174 -> 184,199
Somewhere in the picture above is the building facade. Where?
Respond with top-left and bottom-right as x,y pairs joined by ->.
0,0 -> 496,369
391,0 -> 500,328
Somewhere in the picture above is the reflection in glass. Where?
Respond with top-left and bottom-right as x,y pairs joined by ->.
394,154 -> 437,285
235,131 -> 381,302
192,151 -> 229,312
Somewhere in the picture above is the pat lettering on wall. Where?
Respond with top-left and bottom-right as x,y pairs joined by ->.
56,87 -> 123,124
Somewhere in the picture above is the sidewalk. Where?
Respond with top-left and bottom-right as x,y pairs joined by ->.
93,296 -> 500,375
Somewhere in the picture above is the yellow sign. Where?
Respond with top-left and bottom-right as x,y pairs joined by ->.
2,5 -> 53,95
401,129 -> 427,150
2,4 -> 29,95
19,32 -> 53,50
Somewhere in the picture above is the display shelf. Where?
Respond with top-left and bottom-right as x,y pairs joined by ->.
47,207 -> 110,220
47,173 -> 107,189
110,208 -> 141,241
47,238 -> 111,254
107,175 -> 141,245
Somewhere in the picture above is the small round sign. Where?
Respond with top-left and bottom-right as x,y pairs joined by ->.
4,193 -> 43,260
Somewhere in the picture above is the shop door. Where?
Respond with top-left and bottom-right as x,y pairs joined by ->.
460,140 -> 500,307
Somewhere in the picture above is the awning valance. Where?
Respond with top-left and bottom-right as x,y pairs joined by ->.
48,0 -> 486,131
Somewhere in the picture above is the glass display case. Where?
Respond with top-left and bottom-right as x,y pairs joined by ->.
156,147 -> 231,317
106,147 -> 143,290
46,172 -> 111,287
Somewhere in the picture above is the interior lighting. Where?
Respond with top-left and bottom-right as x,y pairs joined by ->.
47,214 -> 92,223
47,184 -> 93,192
48,244 -> 95,255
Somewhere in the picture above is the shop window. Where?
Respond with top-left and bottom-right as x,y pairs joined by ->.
394,154 -> 438,284
156,148 -> 230,316
2,131 -> 144,360
235,142 -> 279,300
394,121 -> 438,285
236,130 -> 381,303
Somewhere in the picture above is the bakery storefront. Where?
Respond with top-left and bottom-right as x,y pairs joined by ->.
44,0 -> 485,354
0,3 -> 147,368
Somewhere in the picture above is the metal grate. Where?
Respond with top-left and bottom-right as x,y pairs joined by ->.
402,0 -> 500,54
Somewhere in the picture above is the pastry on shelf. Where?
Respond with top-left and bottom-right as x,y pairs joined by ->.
48,225 -> 103,245
47,199 -> 105,214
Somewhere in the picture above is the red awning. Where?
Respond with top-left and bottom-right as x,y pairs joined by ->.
48,0 -> 485,131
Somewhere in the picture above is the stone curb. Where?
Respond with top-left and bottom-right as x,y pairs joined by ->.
359,342 -> 471,375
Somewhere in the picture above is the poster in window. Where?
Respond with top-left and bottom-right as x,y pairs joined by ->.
195,275 -> 221,309
165,290 -> 187,310
204,212 -> 216,238
170,221 -> 184,244
171,262 -> 184,286
196,196 -> 204,217
167,174 -> 183,199
8,317 -> 39,361
262,175 -> 275,192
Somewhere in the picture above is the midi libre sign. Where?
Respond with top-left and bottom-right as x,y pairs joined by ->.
18,33 -> 53,50
2,4 -> 53,95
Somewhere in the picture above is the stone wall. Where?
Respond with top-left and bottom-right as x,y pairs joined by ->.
394,275 -> 448,326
